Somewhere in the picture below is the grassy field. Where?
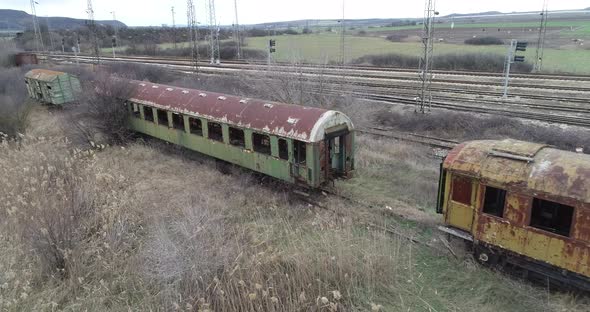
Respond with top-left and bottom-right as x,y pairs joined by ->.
245,33 -> 590,73
363,19 -> 590,32
2,64 -> 590,311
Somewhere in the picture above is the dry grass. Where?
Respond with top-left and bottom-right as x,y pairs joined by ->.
1,127 -> 587,311
2,63 -> 589,311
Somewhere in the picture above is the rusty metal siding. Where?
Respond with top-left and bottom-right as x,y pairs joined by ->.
127,80 -> 341,143
444,139 -> 590,279
15,53 -> 38,66
444,139 -> 590,204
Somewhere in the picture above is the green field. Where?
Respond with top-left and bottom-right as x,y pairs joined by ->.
246,33 -> 590,73
364,19 -> 590,33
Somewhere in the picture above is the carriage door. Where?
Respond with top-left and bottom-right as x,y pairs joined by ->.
324,128 -> 349,178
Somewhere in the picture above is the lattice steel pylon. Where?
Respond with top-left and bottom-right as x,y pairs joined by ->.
533,0 -> 549,73
30,0 -> 45,53
187,0 -> 200,75
416,0 -> 437,114
86,0 -> 100,65
207,0 -> 221,64
232,0 -> 241,59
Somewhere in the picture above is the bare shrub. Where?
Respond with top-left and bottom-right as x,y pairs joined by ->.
75,72 -> 137,144
464,36 -> 504,45
0,137 -> 126,279
377,109 -> 590,152
0,67 -> 32,137
105,62 -> 177,83
353,52 -> 533,72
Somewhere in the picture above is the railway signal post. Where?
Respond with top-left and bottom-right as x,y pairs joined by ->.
268,39 -> 276,68
502,40 -> 527,98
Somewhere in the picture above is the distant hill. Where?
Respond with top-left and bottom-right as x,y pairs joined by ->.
445,11 -> 502,18
0,9 -> 126,30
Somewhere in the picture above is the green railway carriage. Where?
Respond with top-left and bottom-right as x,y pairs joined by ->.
125,80 -> 355,188
24,69 -> 81,105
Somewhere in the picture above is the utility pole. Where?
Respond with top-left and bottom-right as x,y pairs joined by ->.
29,0 -> 44,53
533,0 -> 549,73
46,16 -> 55,52
233,0 -> 241,59
86,0 -> 100,65
187,0 -> 200,75
110,11 -> 117,58
339,0 -> 345,65
207,0 -> 221,64
75,35 -> 80,65
171,6 -> 177,49
416,0 -> 438,114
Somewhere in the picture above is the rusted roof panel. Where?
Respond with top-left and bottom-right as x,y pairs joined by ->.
127,80 -> 352,142
444,139 -> 590,204
24,69 -> 64,82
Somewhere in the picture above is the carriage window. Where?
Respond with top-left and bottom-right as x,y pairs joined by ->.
189,117 -> 202,136
229,127 -> 245,147
208,122 -> 223,142
253,133 -> 271,155
294,140 -> 306,165
482,186 -> 506,218
530,198 -> 574,237
171,113 -> 184,130
157,109 -> 169,126
143,106 -> 154,122
130,103 -> 140,118
451,176 -> 472,206
278,139 -> 289,160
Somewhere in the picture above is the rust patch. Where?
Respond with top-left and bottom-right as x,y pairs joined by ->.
127,80 -> 339,143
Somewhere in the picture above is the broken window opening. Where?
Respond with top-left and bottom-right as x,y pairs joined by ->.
143,106 -> 154,122
130,102 -> 140,118
278,138 -> 289,160
482,186 -> 506,218
451,176 -> 472,206
157,109 -> 168,126
253,133 -> 271,155
208,122 -> 223,142
530,198 -> 574,237
229,127 -> 245,147
294,140 -> 307,165
189,117 -> 203,136
171,113 -> 184,130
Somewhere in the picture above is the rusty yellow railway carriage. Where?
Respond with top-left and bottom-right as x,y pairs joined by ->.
437,139 -> 590,289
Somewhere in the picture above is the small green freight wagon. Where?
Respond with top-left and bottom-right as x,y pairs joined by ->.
24,69 -> 81,105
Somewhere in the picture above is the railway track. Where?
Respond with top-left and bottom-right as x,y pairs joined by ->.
41,53 -> 590,127
42,52 -> 590,82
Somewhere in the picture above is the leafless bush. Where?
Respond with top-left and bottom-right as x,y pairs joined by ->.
0,41 -> 18,68
105,62 -> 177,83
0,137 -> 114,278
464,36 -> 504,45
353,52 -> 533,73
76,72 -> 137,144
0,67 -> 32,138
377,109 -> 590,152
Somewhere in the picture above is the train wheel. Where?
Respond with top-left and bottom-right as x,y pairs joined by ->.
474,245 -> 500,267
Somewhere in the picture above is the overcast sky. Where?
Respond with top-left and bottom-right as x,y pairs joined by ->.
4,0 -> 590,26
